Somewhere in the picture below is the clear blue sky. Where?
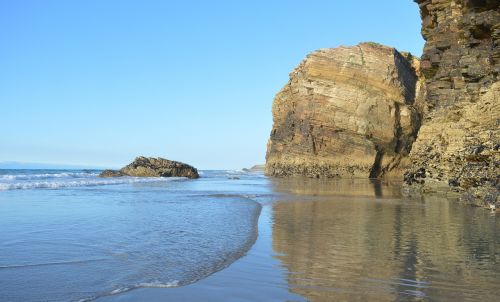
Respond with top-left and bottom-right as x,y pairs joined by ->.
0,0 -> 424,169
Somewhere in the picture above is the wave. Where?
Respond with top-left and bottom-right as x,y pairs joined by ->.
224,169 -> 262,175
79,204 -> 261,302
0,172 -> 99,180
0,176 -> 186,191
138,280 -> 180,288
77,281 -> 181,302
203,170 -> 266,179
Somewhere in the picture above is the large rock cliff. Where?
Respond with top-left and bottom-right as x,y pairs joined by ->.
406,0 -> 499,206
265,1 -> 499,207
265,43 -> 422,178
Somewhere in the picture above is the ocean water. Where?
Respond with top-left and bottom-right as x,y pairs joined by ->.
0,169 -> 263,301
1,170 -> 500,302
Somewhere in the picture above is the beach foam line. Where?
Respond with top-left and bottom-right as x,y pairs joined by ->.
0,172 -> 100,180
76,281 -> 181,302
138,280 -> 180,288
0,176 -> 186,191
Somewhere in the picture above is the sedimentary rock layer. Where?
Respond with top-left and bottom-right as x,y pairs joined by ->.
414,0 -> 499,109
407,0 -> 499,205
265,43 -> 421,178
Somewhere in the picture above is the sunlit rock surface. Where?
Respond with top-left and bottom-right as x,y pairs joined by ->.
407,0 -> 500,206
265,43 -> 422,178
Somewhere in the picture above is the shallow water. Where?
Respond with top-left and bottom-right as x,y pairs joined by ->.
1,170 -> 499,301
270,178 -> 500,301
0,170 -> 261,301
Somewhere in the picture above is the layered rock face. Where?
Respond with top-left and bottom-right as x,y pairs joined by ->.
415,0 -> 499,109
265,43 -> 422,178
99,156 -> 199,179
407,0 -> 499,205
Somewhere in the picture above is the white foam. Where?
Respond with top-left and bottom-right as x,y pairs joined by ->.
0,176 -> 186,191
76,281 -> 181,302
0,172 -> 99,181
109,287 -> 131,295
138,280 -> 180,288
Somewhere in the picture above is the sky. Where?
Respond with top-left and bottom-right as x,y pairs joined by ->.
0,0 -> 424,170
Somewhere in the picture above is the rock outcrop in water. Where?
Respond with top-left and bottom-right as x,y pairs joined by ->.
265,43 -> 423,178
99,156 -> 199,179
406,0 -> 499,206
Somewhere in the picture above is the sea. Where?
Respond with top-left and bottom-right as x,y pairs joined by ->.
0,169 -> 499,302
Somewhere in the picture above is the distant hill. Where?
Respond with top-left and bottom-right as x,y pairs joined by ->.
242,164 -> 265,172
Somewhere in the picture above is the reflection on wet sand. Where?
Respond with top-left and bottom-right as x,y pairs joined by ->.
270,178 -> 500,301
270,177 -> 403,199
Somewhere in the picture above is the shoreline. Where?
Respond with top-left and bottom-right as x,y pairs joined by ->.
97,204 -> 305,302
2,172 -> 499,301
97,178 -> 500,302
